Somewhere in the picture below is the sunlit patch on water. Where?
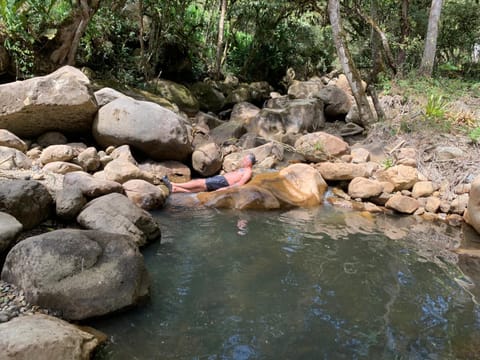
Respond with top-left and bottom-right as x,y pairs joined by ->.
91,206 -> 480,360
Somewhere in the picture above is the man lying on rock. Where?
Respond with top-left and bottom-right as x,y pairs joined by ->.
162,154 -> 256,193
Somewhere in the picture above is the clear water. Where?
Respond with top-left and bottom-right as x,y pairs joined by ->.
91,204 -> 480,360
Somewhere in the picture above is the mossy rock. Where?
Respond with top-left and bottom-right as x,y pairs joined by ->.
148,79 -> 199,115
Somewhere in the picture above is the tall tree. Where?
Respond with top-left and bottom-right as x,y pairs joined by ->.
50,0 -> 102,66
418,0 -> 443,77
328,0 -> 375,128
214,0 -> 227,80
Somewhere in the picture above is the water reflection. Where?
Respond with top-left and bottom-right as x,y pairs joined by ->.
92,205 -> 480,360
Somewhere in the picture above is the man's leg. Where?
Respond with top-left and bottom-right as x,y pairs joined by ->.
171,179 -> 208,193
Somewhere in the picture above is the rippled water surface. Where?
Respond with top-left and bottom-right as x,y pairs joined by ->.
92,204 -> 480,360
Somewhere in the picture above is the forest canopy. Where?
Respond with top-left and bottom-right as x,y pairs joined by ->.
0,0 -> 479,87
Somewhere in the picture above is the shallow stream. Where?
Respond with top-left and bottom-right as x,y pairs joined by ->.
91,202 -> 480,359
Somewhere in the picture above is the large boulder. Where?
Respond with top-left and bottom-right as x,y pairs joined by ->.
287,80 -> 324,99
77,193 -> 160,246
149,79 -> 199,115
0,66 -> 97,137
93,97 -> 193,161
199,185 -> 281,210
198,163 -> 327,208
0,212 -> 22,254
56,171 -> 124,220
229,102 -> 261,124
94,87 -> 131,107
316,85 -> 352,118
1,229 -> 150,320
249,98 -> 325,139
209,118 -> 247,145
190,82 -> 226,113
295,132 -> 349,162
0,314 -> 101,360
222,142 -> 284,172
0,179 -> 53,229
464,175 -> 480,234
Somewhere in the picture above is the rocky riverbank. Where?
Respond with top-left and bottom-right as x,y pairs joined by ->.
0,65 -> 479,358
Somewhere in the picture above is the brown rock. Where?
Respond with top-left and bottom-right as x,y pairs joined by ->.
412,181 -> 435,198
348,177 -> 383,199
40,145 -> 76,165
425,196 -> 441,213
375,165 -> 418,191
464,175 -> 480,234
0,314 -> 101,360
350,147 -> 370,163
295,132 -> 349,162
315,162 -> 370,181
385,194 -> 419,214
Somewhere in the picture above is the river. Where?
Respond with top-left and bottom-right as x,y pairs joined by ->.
91,202 -> 480,359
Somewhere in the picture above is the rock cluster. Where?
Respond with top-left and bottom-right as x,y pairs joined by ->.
0,65 -> 479,358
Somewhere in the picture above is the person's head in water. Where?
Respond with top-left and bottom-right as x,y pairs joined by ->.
243,153 -> 256,167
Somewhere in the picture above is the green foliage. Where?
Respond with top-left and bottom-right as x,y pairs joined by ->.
425,93 -> 447,120
0,0 -> 71,76
468,127 -> 480,144
382,157 -> 394,169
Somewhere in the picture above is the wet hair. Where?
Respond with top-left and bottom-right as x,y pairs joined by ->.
246,153 -> 256,165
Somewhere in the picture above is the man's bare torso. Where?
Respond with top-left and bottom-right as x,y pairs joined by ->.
223,168 -> 252,186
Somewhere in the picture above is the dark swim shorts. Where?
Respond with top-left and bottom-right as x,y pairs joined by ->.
205,175 -> 229,191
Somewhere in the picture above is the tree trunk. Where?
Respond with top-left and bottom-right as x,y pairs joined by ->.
50,0 -> 101,66
215,0 -> 227,80
355,5 -> 397,75
328,0 -> 375,128
397,0 -> 410,74
418,0 -> 443,77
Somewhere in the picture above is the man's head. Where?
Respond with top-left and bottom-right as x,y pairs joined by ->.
243,153 -> 256,167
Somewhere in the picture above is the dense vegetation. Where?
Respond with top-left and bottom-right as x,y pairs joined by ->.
0,0 -> 479,88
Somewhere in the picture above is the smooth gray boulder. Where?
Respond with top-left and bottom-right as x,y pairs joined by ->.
0,314 -> 101,360
316,85 -> 352,118
56,171 -> 124,220
0,66 -> 97,138
93,97 -> 193,161
123,179 -> 168,210
77,193 -> 160,246
0,179 -> 53,229
1,229 -> 150,320
0,212 -> 23,253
